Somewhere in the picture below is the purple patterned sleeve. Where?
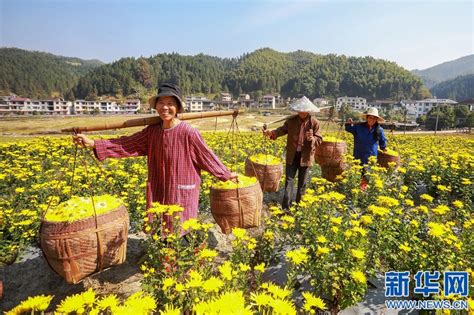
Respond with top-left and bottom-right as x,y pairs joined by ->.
190,130 -> 232,181
93,127 -> 149,161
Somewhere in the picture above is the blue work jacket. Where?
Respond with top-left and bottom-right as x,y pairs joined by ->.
345,122 -> 387,165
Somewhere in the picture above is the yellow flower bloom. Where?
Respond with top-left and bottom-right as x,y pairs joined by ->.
232,227 -> 247,240
399,243 -> 411,252
351,249 -> 365,260
254,262 -> 266,273
316,246 -> 330,255
198,248 -> 218,260
175,283 -> 185,293
420,194 -> 434,203
368,205 -> 390,216
351,271 -> 367,283
162,278 -> 175,291
202,277 -> 224,293
286,247 -> 309,265
432,205 -> 450,215
330,216 -> 343,225
218,261 -> 233,281
302,292 -> 327,311
427,222 -> 447,238
317,236 -> 327,243
452,200 -> 464,209
360,215 -> 373,225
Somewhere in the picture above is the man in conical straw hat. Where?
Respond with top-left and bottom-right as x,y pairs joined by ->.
345,107 -> 388,189
263,96 -> 322,210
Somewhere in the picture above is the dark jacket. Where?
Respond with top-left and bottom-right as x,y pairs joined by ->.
272,115 -> 322,167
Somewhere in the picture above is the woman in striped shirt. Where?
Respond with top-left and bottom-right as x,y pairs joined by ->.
74,83 -> 237,233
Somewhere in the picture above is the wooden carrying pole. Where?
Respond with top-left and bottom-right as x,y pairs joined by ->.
61,109 -> 244,133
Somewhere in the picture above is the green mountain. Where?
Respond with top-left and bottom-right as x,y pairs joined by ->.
73,48 -> 429,102
430,74 -> 474,101
0,47 -> 103,98
412,55 -> 474,88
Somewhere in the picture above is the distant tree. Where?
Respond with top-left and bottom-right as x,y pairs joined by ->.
466,112 -> 474,131
425,105 -> 455,130
64,90 -> 75,101
339,104 -> 359,121
454,105 -> 470,127
416,115 -> 427,126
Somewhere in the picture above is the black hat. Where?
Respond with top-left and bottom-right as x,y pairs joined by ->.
148,83 -> 184,112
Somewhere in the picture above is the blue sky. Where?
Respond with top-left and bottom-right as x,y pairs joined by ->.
1,0 -> 473,70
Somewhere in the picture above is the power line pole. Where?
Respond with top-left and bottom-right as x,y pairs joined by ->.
434,103 -> 440,135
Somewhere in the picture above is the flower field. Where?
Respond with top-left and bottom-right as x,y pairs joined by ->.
1,131 -> 473,314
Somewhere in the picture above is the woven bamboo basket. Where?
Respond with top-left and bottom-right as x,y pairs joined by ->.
244,158 -> 283,192
315,141 -> 347,167
321,164 -> 347,182
210,182 -> 263,234
40,205 -> 129,284
377,151 -> 400,168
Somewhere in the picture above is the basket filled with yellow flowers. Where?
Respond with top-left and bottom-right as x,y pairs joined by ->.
40,194 -> 129,284
245,153 -> 283,192
210,174 -> 263,234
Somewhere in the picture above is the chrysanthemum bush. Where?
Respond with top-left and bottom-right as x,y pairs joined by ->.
259,135 -> 473,313
138,202 -> 328,314
2,133 -> 473,313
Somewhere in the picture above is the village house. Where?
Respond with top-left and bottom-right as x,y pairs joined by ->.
336,96 -> 367,111
313,98 -> 329,107
0,95 -> 141,115
262,95 -> 276,109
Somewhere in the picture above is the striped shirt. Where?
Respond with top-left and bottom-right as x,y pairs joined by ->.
93,121 -> 232,231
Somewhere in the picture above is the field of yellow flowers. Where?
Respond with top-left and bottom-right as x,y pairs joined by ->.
1,131 -> 473,314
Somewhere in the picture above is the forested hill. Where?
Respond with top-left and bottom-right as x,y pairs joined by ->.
0,48 -> 103,98
430,74 -> 474,101
0,47 -> 429,101
73,48 -> 429,102
412,54 -> 474,88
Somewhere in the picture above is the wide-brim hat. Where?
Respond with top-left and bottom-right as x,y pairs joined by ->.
289,96 -> 320,113
361,107 -> 385,122
148,83 -> 185,112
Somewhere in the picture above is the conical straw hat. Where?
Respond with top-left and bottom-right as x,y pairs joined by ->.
289,96 -> 320,113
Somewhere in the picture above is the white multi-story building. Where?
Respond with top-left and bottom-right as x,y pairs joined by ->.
73,100 -> 101,114
413,98 -> 457,118
238,95 -> 253,108
98,101 -> 121,114
186,96 -> 204,112
0,97 -> 74,115
0,95 -> 141,115
239,94 -> 250,100
262,95 -> 276,109
313,98 -> 329,107
220,93 -> 232,102
399,100 -> 418,119
121,99 -> 141,114
336,96 -> 367,111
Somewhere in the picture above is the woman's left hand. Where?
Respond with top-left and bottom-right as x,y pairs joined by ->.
229,172 -> 239,183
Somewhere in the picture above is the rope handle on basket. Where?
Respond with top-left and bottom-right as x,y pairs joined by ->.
43,130 -> 107,271
76,132 -> 108,271
42,142 -> 79,220
331,118 -> 346,161
388,124 -> 402,157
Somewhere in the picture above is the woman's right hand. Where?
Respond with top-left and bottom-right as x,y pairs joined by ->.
346,118 -> 353,125
262,129 -> 273,139
73,134 -> 95,148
